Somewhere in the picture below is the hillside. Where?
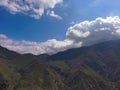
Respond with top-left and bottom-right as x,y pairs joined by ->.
1,40 -> 120,90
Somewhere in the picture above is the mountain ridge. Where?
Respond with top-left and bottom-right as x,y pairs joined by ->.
0,39 -> 120,90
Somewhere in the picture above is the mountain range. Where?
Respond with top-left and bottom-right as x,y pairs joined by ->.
0,39 -> 120,90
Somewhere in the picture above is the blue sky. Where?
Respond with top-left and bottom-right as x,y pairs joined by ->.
0,0 -> 120,54
1,0 -> 120,41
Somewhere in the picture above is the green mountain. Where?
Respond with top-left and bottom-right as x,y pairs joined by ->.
0,39 -> 120,90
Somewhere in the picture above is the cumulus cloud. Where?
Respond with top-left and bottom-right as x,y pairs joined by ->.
1,16 -> 120,55
47,10 -> 62,20
67,16 -> 120,46
0,0 -> 63,19
0,34 -> 82,55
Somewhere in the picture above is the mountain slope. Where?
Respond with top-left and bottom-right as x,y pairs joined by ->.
0,46 -> 70,90
46,39 -> 120,89
0,39 -> 120,90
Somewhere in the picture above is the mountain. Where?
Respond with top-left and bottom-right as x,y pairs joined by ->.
46,39 -> 120,89
0,46 -> 69,90
0,39 -> 120,90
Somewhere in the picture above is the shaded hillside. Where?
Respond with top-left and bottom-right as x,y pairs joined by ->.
48,39 -> 120,60
46,39 -> 120,89
1,39 -> 120,90
0,47 -> 69,90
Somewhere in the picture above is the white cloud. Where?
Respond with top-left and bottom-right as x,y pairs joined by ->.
47,10 -> 62,20
115,29 -> 120,35
67,16 -> 120,46
0,34 -> 7,39
0,35 -> 82,55
0,0 -> 63,19
1,16 -> 120,55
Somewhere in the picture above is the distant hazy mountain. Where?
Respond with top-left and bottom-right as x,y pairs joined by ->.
1,39 -> 120,90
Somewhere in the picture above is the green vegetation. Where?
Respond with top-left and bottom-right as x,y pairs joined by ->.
1,40 -> 120,90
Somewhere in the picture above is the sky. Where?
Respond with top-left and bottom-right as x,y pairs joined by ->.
0,0 -> 120,55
